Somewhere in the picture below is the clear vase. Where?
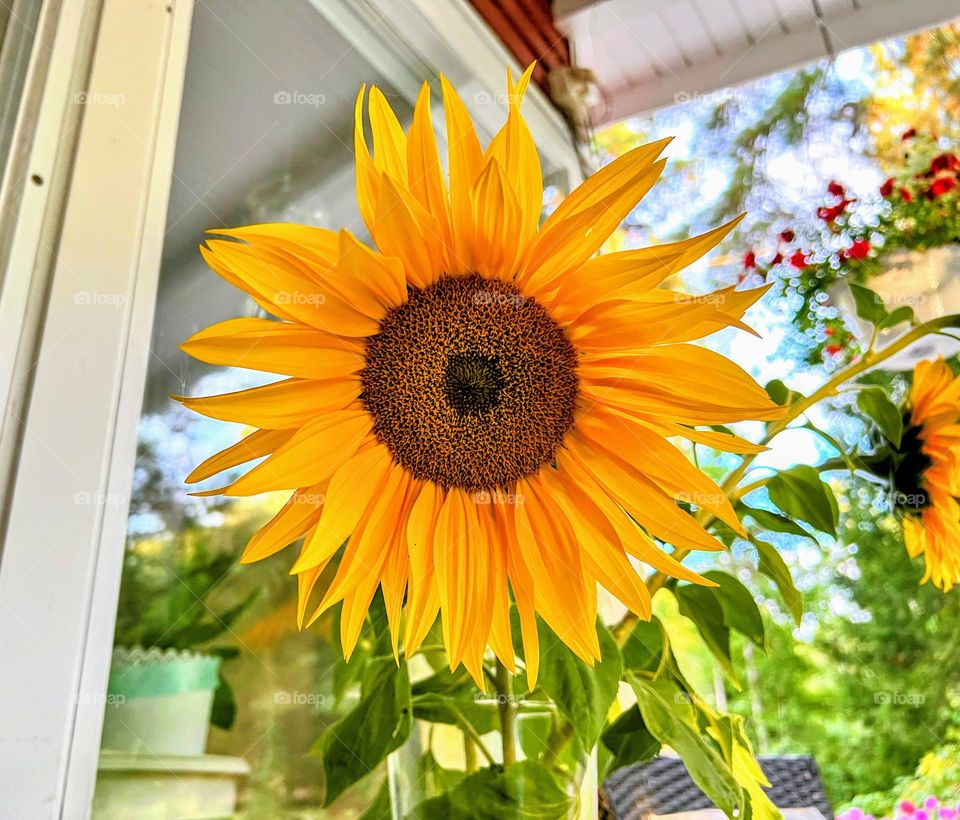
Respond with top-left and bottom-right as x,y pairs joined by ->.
386,700 -> 597,819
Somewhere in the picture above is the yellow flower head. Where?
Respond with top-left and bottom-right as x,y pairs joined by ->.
178,67 -> 783,686
898,358 -> 960,591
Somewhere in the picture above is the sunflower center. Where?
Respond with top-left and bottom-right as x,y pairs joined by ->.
892,421 -> 933,510
444,353 -> 506,415
360,273 -> 579,490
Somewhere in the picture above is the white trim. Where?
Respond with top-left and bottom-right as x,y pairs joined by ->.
317,0 -> 581,184
557,0 -> 960,121
0,0 -> 194,816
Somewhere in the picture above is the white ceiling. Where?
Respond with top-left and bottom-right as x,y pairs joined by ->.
555,0 -> 960,122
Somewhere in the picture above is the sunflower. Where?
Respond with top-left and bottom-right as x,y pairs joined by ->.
178,67 -> 783,686
891,358 -> 960,591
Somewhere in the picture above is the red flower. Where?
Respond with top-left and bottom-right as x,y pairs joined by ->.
900,186 -> 913,202
743,250 -> 757,269
817,200 -> 850,222
841,238 -> 871,260
778,229 -> 795,243
827,181 -> 845,198
902,128 -> 916,141
824,327 -> 835,337
790,251 -> 808,269
880,177 -> 895,197
930,153 -> 960,174
928,176 -> 956,198
825,344 -> 842,356
770,252 -> 784,266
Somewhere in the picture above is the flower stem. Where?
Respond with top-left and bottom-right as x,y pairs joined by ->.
496,661 -> 517,766
615,321 -> 938,642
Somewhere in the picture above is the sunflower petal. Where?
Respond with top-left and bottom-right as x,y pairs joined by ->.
177,377 -> 360,429
186,427 -> 293,484
224,411 -> 372,496
181,318 -> 363,380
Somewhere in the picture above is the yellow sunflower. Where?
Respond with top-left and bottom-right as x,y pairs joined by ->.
178,67 -> 783,686
896,358 -> 960,591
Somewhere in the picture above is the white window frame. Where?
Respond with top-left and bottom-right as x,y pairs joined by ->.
0,1 -> 579,817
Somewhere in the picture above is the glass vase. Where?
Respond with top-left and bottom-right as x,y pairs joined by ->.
386,699 -> 597,819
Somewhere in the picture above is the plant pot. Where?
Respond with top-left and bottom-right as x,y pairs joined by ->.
100,646 -> 221,756
386,701 -> 598,819
831,245 -> 960,370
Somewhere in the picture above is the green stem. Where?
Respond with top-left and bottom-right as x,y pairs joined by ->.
464,735 -> 478,773
451,705 -> 495,767
496,661 -> 517,766
615,321 -> 937,641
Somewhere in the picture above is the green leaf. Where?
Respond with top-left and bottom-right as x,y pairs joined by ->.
848,282 -> 888,324
702,571 -> 765,649
877,304 -> 914,330
358,779 -> 392,820
408,761 -> 573,820
674,584 -> 738,686
601,706 -> 660,773
621,618 -> 666,673
764,379 -> 792,407
332,649 -> 369,706
316,657 -> 412,806
766,464 -> 838,537
754,539 -> 803,626
741,504 -> 812,539
857,387 -> 903,448
536,620 -> 622,748
630,677 -> 741,816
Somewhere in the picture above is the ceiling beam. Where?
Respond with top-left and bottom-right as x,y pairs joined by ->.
560,0 -> 959,123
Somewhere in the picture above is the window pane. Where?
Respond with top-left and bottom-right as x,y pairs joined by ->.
94,3 -> 412,816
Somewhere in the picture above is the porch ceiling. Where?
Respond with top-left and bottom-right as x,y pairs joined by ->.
554,0 -> 960,123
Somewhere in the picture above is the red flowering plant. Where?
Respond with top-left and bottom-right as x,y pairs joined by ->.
743,132 -> 960,364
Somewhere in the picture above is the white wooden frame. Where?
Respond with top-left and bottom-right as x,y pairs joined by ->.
0,0 -> 194,817
0,1 -> 579,817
